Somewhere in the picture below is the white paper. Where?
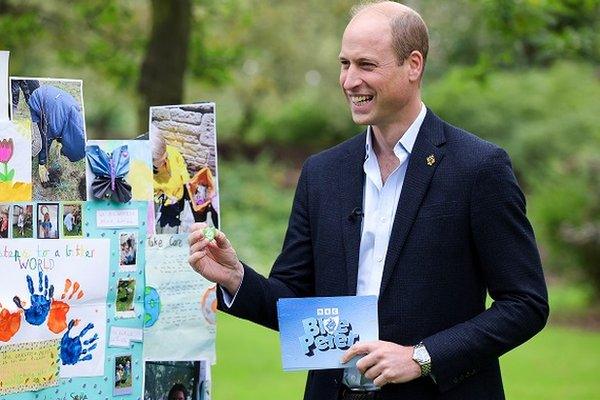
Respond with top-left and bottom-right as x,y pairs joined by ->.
0,238 -> 110,378
0,51 -> 8,121
96,209 -> 139,227
109,327 -> 143,348
144,234 -> 216,362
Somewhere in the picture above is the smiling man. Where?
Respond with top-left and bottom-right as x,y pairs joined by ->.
189,2 -> 549,399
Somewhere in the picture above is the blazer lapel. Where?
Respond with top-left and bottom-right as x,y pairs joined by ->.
379,110 -> 447,296
339,133 -> 366,296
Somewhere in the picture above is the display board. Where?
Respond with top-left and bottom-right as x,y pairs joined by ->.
0,55 -> 216,400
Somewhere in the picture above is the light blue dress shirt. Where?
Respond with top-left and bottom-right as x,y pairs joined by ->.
343,103 -> 427,390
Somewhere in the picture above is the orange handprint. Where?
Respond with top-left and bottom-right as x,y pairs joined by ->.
48,279 -> 84,334
0,303 -> 22,342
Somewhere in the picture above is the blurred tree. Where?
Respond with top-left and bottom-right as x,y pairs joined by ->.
472,0 -> 600,68
138,0 -> 191,134
530,152 -> 600,298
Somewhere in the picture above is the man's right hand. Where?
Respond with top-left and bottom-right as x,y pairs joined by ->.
38,164 -> 49,183
188,223 -> 244,295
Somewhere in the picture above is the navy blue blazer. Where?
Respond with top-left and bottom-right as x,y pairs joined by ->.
219,109 -> 549,399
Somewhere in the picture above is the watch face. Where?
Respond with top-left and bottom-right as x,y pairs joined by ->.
414,346 -> 430,363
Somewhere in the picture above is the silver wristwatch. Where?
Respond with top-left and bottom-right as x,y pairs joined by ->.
412,342 -> 432,377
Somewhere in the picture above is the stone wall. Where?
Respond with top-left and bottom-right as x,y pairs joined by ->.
151,103 -> 217,177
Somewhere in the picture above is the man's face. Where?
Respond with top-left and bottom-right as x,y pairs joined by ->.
339,12 -> 415,128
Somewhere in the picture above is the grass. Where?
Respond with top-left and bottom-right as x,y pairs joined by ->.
214,158 -> 600,399
11,224 -> 33,238
213,313 -> 600,400
501,327 -> 600,399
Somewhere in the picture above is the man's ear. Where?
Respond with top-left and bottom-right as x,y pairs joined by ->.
407,50 -> 424,82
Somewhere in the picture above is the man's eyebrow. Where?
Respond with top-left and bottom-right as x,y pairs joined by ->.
338,56 -> 378,64
356,57 -> 377,63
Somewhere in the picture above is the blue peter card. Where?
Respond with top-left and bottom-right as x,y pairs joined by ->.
277,295 -> 378,371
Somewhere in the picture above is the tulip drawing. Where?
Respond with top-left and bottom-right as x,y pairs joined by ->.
0,138 -> 15,182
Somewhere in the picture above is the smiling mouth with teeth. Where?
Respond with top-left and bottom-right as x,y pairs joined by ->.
351,95 -> 374,105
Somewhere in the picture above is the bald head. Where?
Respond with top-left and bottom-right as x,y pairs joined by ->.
349,1 -> 429,68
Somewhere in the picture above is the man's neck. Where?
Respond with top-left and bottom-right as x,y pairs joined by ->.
370,98 -> 422,184
372,98 -> 422,156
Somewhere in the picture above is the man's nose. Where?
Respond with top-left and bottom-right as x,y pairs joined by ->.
341,66 -> 361,90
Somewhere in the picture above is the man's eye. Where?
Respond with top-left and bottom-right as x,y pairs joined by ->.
340,61 -> 350,68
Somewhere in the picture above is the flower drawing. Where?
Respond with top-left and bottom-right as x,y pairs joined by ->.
0,138 -> 15,182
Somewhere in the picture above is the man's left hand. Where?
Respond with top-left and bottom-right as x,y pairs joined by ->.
341,341 -> 421,387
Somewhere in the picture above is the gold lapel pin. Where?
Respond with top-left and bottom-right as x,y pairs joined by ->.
426,154 -> 435,166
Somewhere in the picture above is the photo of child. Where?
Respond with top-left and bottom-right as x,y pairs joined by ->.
116,278 -> 136,318
36,203 -> 59,239
62,203 -> 83,237
0,204 -> 10,238
12,204 -> 33,238
119,232 -> 137,271
150,103 -> 219,234
11,77 -> 88,201
114,355 -> 133,396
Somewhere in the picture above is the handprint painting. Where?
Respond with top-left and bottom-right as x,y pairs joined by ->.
0,238 -> 109,377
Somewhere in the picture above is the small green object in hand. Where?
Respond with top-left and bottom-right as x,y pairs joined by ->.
203,226 -> 217,242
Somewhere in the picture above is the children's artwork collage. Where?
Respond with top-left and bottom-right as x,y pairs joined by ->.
0,51 -> 216,400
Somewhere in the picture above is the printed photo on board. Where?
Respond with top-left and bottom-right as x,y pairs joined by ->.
61,202 -> 83,237
0,204 -> 10,238
36,203 -> 59,239
150,103 -> 219,234
114,354 -> 133,396
116,278 -> 136,318
119,232 -> 137,271
11,204 -> 33,238
144,360 -> 210,400
10,77 -> 87,202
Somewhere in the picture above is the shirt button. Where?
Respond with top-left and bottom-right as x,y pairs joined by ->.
377,255 -> 384,262
380,216 -> 386,222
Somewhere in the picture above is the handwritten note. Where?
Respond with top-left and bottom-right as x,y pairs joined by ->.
109,327 -> 143,348
0,339 -> 60,395
144,234 -> 216,362
96,209 -> 139,228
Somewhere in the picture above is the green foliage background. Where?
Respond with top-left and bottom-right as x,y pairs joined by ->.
1,0 -> 599,398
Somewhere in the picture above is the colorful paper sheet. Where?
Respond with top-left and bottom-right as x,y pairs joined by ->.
84,200 -> 147,400
0,339 -> 60,395
0,238 -> 109,377
144,234 -> 216,362
0,120 -> 32,201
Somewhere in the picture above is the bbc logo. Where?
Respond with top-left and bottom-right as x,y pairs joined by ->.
316,307 -> 339,316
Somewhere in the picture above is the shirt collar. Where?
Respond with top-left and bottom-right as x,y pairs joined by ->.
364,102 -> 427,159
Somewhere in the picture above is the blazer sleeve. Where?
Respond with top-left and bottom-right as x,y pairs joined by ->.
217,157 -> 316,331
422,148 -> 549,391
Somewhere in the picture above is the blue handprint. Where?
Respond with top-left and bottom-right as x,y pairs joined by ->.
60,319 -> 98,365
13,270 -> 54,325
